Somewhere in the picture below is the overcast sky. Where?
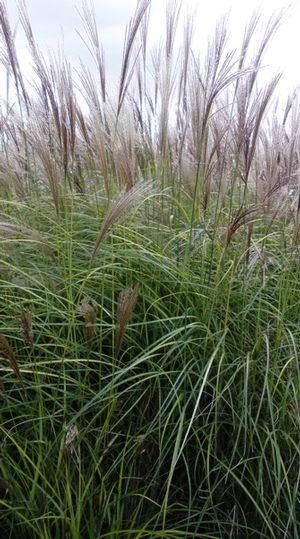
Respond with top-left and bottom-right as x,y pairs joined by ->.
3,0 -> 300,99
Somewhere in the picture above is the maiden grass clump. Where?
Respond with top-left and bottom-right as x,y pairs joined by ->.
0,1 -> 300,537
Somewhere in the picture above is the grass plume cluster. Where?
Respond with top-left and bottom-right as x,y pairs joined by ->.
0,1 -> 300,537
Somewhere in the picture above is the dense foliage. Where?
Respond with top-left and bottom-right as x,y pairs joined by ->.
0,1 -> 299,537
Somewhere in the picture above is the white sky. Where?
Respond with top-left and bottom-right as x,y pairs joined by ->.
2,0 -> 300,99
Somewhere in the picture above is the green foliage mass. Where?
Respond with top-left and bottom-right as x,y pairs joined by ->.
0,194 -> 299,538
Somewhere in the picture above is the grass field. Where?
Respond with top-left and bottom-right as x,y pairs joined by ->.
0,1 -> 300,537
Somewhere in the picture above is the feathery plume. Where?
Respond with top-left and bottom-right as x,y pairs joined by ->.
0,221 -> 56,261
63,423 -> 79,461
76,296 -> 97,347
0,333 -> 24,388
115,284 -> 140,357
92,180 -> 153,257
20,306 -> 33,346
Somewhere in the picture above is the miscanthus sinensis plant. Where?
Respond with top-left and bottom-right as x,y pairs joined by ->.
0,1 -> 299,537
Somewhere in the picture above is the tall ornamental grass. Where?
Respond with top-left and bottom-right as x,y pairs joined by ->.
0,1 -> 299,537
